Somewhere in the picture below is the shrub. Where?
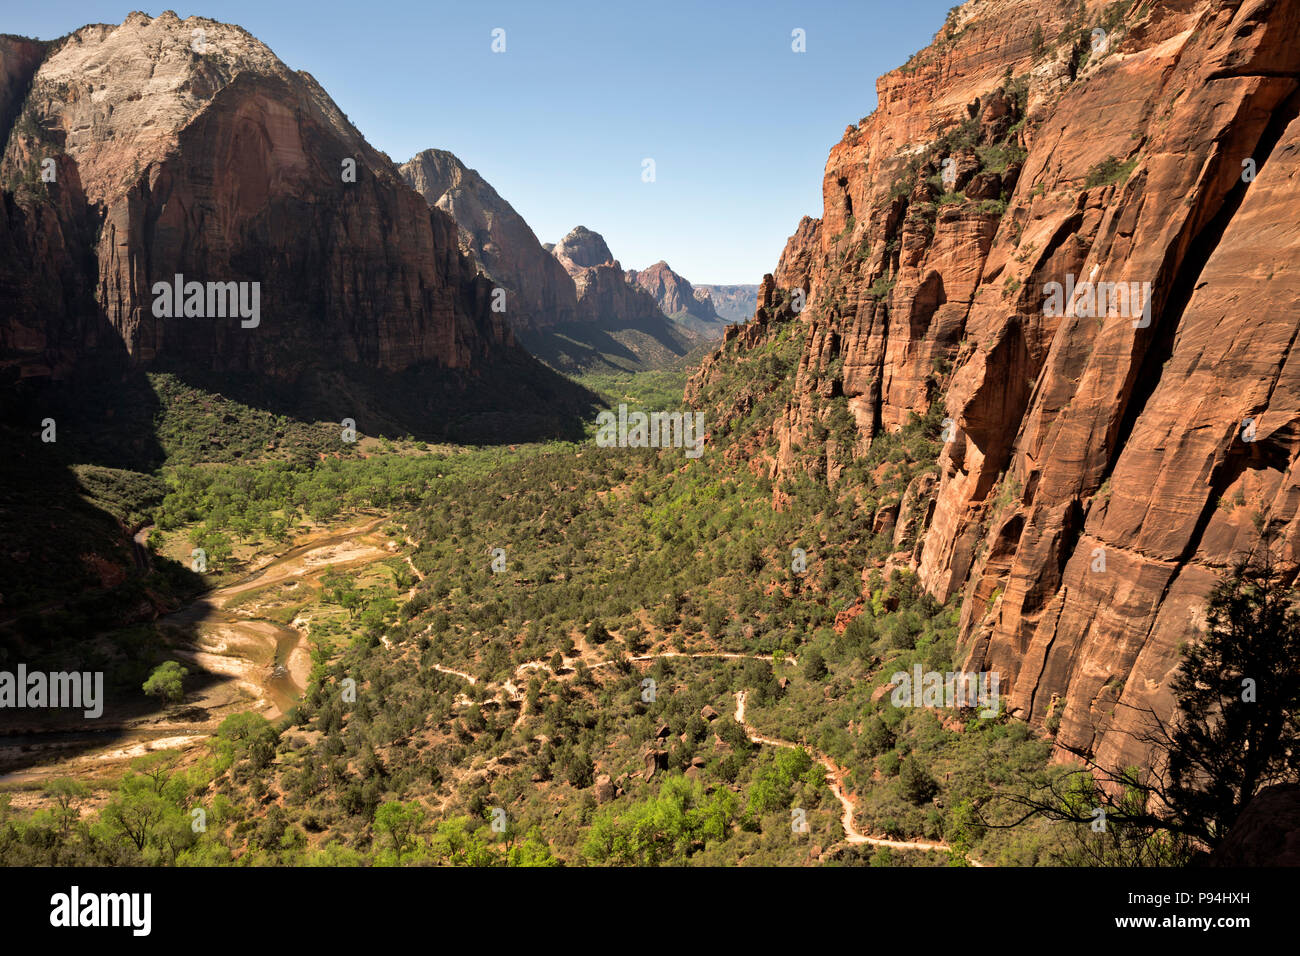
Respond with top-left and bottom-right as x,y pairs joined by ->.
1084,155 -> 1138,188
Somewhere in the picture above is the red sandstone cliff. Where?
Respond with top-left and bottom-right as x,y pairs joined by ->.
626,260 -> 724,332
0,13 -> 514,385
689,0 -> 1300,770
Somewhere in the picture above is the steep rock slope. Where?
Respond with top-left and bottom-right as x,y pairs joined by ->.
0,13 -> 513,386
551,225 -> 666,326
0,35 -> 45,140
626,260 -> 729,336
514,225 -> 700,373
399,147 -> 580,332
689,0 -> 1300,770
627,260 -> 720,322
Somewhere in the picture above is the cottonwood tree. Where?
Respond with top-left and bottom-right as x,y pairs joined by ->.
45,777 -> 89,835
374,800 -> 424,863
142,660 -> 188,704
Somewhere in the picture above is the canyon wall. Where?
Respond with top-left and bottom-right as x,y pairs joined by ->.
0,12 -> 514,387
551,225 -> 670,326
400,148 -> 581,333
626,260 -> 723,330
690,0 -> 1300,769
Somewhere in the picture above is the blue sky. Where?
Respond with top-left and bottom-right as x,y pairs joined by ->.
13,1 -> 957,283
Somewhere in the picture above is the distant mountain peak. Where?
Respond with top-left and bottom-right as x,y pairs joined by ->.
625,260 -> 719,328
399,148 -> 580,333
553,226 -> 615,269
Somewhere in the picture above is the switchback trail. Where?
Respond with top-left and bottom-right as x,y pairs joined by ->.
411,642 -> 976,861
733,691 -> 982,863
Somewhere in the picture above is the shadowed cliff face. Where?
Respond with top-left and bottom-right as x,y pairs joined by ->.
0,12 -> 598,442
1,12 -> 511,375
689,0 -> 1300,769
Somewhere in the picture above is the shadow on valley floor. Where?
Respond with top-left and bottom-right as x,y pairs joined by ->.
0,586 -> 225,777
0,511 -> 395,778
145,348 -> 605,448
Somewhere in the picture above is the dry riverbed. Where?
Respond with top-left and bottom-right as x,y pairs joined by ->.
0,514 -> 397,797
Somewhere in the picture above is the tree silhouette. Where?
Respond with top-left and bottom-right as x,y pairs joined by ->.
981,526 -> 1300,863
1163,530 -> 1300,845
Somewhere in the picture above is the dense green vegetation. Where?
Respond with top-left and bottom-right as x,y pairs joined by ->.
1,332 -> 1074,865
573,364 -> 695,413
0,282 -> 1109,868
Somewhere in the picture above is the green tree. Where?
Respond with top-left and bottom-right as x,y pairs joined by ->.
802,647 -> 828,681
900,754 -> 937,805
142,661 -> 188,704
45,777 -> 89,834
585,620 -> 610,645
130,750 -> 180,795
1163,540 -> 1300,846
374,800 -> 425,863
103,779 -> 167,853
217,712 -> 279,771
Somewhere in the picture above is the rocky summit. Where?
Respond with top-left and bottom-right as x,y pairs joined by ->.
400,148 -> 580,333
625,260 -> 724,333
550,225 -> 670,327
1,13 -> 515,385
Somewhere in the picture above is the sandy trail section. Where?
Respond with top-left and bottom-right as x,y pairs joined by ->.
733,690 -> 981,863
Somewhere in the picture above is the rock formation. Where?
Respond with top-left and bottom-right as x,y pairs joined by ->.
550,226 -> 674,327
399,148 -> 580,332
1208,784 -> 1300,866
552,225 -> 615,271
0,13 -> 518,390
625,260 -> 722,332
692,283 -> 759,324
689,0 -> 1300,771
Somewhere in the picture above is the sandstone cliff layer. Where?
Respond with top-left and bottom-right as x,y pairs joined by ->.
690,0 -> 1300,770
626,260 -> 722,330
551,225 -> 673,327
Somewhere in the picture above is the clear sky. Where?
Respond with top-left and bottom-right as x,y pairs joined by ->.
12,1 -> 957,284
